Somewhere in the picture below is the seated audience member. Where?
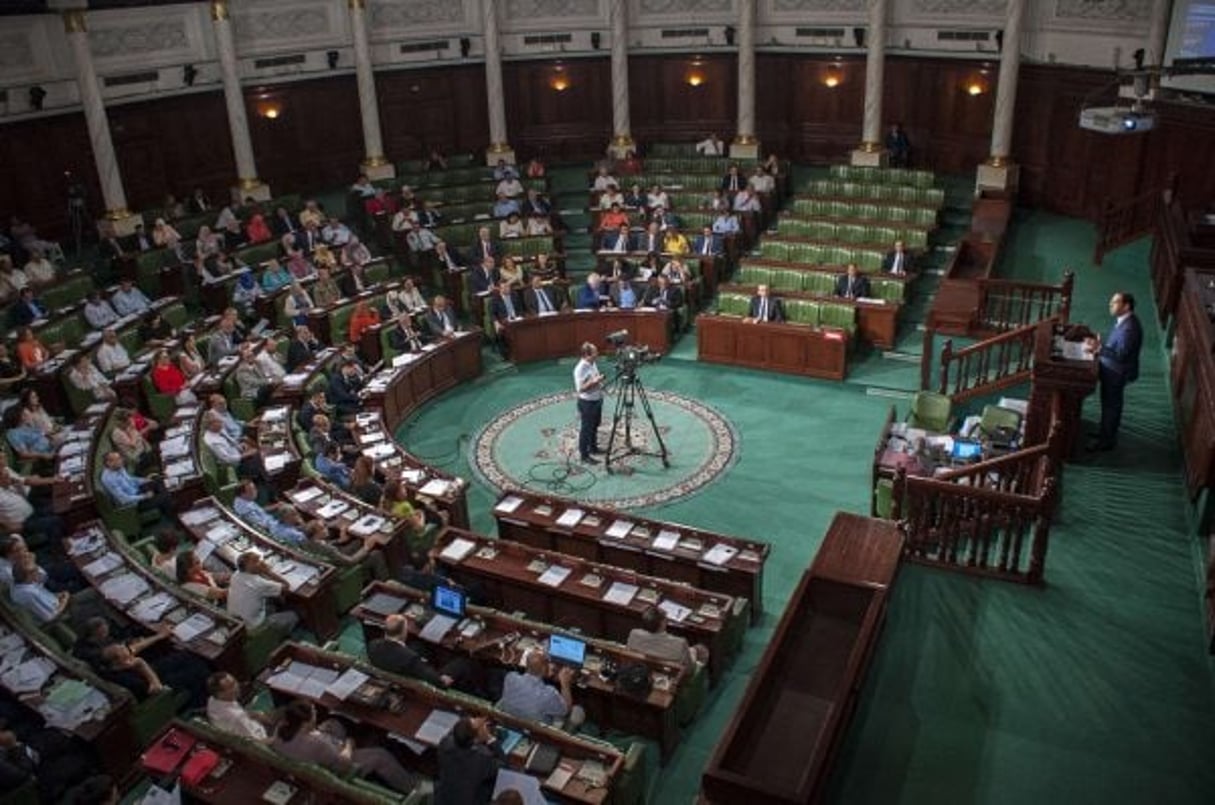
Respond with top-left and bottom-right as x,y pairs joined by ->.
340,236 -> 372,270
8,559 -> 70,624
151,349 -> 195,404
493,159 -> 519,181
286,324 -> 320,372
643,274 -> 684,316
350,173 -> 376,198
663,228 -> 690,256
693,225 -> 723,257
524,275 -> 560,315
468,256 -> 499,296
74,617 -> 209,708
260,260 -> 292,294
98,450 -> 172,520
270,206 -> 297,238
650,206 -> 680,232
83,291 -> 119,331
646,184 -> 671,211
884,239 -> 912,275
425,296 -> 458,338
398,277 -> 427,312
10,287 -> 48,327
598,185 -> 624,210
234,345 -> 274,407
110,279 -> 150,318
188,186 -> 211,213
530,252 -> 559,281
526,213 -> 552,237
622,183 -> 646,210
497,651 -> 585,731
245,208 -> 273,243
635,222 -> 663,255
834,262 -> 872,299
388,314 -> 424,354
16,388 -> 60,443
722,164 -> 745,194
208,393 -> 247,440
628,605 -> 708,668
232,480 -> 305,545
369,613 -> 480,694
0,257 -> 28,302
591,166 -> 617,192
314,443 -> 352,489
311,266 -> 341,307
496,172 -> 525,199
348,299 -> 380,345
207,671 -> 275,742
348,456 -> 382,506
138,310 -> 173,344
604,257 -> 636,286
152,218 -> 182,252
602,223 -> 632,254
207,317 -> 242,365
436,716 -> 507,805
524,157 -> 545,178
231,271 -> 262,320
67,352 -> 116,402
749,165 -> 776,194
178,334 -> 205,377
299,199 -> 325,229
148,531 -> 180,578
321,216 -> 352,247
195,226 -> 223,260
108,408 -> 154,472
256,335 -> 287,383
0,720 -> 97,804
732,187 -> 761,213
0,452 -> 62,545
712,211 -> 740,235
0,343 -> 27,391
364,189 -> 397,219
498,256 -> 524,289
327,360 -> 364,418
576,273 -> 606,310
274,700 -> 427,795
22,248 -> 56,286
696,132 -> 724,156
285,248 -> 315,280
15,327 -> 51,372
498,212 -> 525,238
397,550 -> 449,595
283,281 -> 314,327
94,328 -> 131,375
227,550 -> 299,632
4,406 -> 56,465
176,552 -> 227,602
745,283 -> 786,323
202,411 -> 264,479
341,260 -> 370,297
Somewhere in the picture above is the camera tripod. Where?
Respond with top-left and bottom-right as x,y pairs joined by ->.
604,368 -> 669,474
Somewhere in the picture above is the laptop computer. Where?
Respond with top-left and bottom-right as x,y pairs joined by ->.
951,440 -> 984,462
419,585 -> 465,644
548,633 -> 587,669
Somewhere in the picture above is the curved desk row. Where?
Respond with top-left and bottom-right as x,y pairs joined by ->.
697,314 -> 848,381
503,309 -> 673,364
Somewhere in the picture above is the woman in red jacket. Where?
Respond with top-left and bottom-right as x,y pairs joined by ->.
150,348 -> 197,404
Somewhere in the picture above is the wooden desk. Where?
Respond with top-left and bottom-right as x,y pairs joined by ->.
63,521 -> 247,676
351,579 -> 686,760
720,282 -> 901,349
52,403 -> 109,529
503,310 -> 673,364
493,489 -> 769,622
1025,320 -> 1099,460
255,404 -> 302,493
701,512 -> 903,805
284,478 -> 412,575
177,497 -> 341,638
307,278 -> 402,347
272,346 -> 340,405
347,411 -> 471,529
158,405 -> 209,510
432,528 -> 742,683
697,315 -> 848,381
260,643 -> 625,804
361,329 -> 483,432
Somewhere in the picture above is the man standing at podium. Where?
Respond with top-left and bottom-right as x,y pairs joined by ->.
573,342 -> 605,465
1086,291 -> 1143,451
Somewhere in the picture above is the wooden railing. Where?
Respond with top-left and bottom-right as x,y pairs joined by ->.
976,272 -> 1073,333
1094,175 -> 1175,265
932,318 -> 1046,402
932,426 -> 1060,496
892,471 -> 1057,584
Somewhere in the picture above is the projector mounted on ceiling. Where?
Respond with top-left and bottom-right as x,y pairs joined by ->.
1078,106 -> 1156,134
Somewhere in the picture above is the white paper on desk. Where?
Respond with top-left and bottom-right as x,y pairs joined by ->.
657,599 -> 692,623
160,435 -> 190,458
392,353 -> 419,368
131,782 -> 181,805
263,454 -> 289,473
604,581 -> 639,606
165,459 -> 195,478
281,564 -> 319,592
363,443 -> 396,459
493,770 -> 547,805
494,495 -> 524,514
290,486 -> 325,504
172,612 -> 214,642
205,523 -> 238,544
194,539 -> 217,563
82,551 -> 123,577
605,519 -> 633,539
3,657 -> 55,694
414,709 -> 460,746
357,431 -> 384,445
59,455 -> 85,474
317,500 -> 350,518
58,440 -> 87,457
555,508 -> 584,528
1060,341 -> 1093,361
418,478 -> 451,497
350,515 -> 384,537
701,544 -> 738,567
538,565 -> 572,588
180,506 -> 219,527
266,670 -> 304,694
130,592 -> 176,624
439,538 -> 476,563
281,373 -> 309,386
261,407 -> 287,422
99,573 -> 149,605
652,530 -> 680,551
401,468 -> 426,484
67,532 -> 104,557
326,667 -> 369,701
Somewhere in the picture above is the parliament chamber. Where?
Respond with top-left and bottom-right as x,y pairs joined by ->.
1,0 -> 1214,804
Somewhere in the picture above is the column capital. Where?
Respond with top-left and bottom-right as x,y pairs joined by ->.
62,10 -> 87,34
210,1 -> 230,22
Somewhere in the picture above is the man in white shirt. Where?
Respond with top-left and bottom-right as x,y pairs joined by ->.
695,132 -> 724,156
202,411 -> 264,479
748,167 -> 775,194
495,175 -> 524,198
110,279 -> 151,316
732,188 -> 761,213
591,167 -> 618,193
22,249 -> 56,285
321,217 -> 352,247
206,671 -> 274,742
83,291 -> 119,330
95,328 -> 131,374
227,550 -> 299,633
573,343 -> 604,465
255,336 -> 287,382
627,605 -> 708,668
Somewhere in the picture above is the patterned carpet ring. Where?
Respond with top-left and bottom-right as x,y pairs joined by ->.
470,390 -> 738,509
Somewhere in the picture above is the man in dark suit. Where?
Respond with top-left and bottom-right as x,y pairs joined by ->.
1086,291 -> 1144,451
642,275 -> 684,330
721,164 -> 744,194
424,296 -> 458,338
575,273 -> 606,310
387,314 -> 424,354
293,222 -> 322,255
602,224 -> 632,254
467,257 -> 499,296
834,263 -> 872,299
285,325 -> 319,372
367,613 -> 481,694
468,227 -> 500,264
433,240 -> 463,274
435,717 -> 507,805
692,225 -> 723,257
9,288 -> 47,327
883,240 -> 912,275
489,281 -> 522,358
746,284 -> 786,323
187,186 -> 210,214
326,360 -> 363,418
524,275 -> 560,315
270,206 -> 297,238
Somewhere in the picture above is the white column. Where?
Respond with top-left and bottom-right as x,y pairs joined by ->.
482,0 -> 514,165
606,0 -> 635,159
210,1 -> 270,202
977,0 -> 1027,192
1146,0 -> 1172,68
851,0 -> 889,166
730,0 -> 759,158
62,11 -> 140,236
348,0 -> 393,180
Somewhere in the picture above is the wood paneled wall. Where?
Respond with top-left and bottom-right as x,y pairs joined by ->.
2,55 -> 1213,238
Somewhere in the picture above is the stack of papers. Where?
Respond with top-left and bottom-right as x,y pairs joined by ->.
67,531 -> 105,557
130,592 -> 177,624
657,600 -> 692,623
267,661 -> 342,699
414,709 -> 460,746
290,486 -> 325,504
264,454 -> 289,473
160,435 -> 191,459
494,495 -> 524,514
702,544 -> 739,566
603,581 -> 639,606
82,552 -> 124,577
99,573 -> 150,605
40,678 -> 109,730
555,509 -> 584,528
326,667 -> 369,701
538,565 -> 572,587
280,563 -> 320,592
180,507 -> 220,527
439,538 -> 477,563
2,656 -> 55,693
317,500 -> 350,518
652,531 -> 681,551
171,612 -> 215,642
419,478 -> 452,497
605,520 -> 634,539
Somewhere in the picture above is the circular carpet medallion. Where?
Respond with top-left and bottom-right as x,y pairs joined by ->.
470,389 -> 738,509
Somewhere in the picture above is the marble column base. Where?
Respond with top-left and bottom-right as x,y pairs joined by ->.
730,140 -> 760,159
608,137 -> 636,160
485,145 -> 516,166
361,160 -> 396,181
850,147 -> 889,167
97,211 -> 142,239
230,181 -> 272,205
976,161 -> 1020,194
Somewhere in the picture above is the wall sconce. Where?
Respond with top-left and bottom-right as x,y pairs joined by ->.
964,75 -> 989,96
823,65 -> 843,88
550,65 -> 570,92
28,85 -> 46,111
687,59 -> 705,88
257,100 -> 283,119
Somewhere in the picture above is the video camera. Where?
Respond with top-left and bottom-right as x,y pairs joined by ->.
605,329 -> 658,378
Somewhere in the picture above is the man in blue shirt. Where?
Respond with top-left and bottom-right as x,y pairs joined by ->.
99,451 -> 173,520
575,273 -> 606,311
207,394 -> 246,440
712,212 -> 740,235
232,480 -> 305,545
314,444 -> 351,489
4,406 -> 55,464
611,279 -> 638,310
496,651 -> 584,731
10,558 -> 68,624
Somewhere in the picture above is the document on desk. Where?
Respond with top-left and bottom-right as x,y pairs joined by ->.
3,656 -> 55,694
538,565 -> 572,588
604,581 -> 639,606
171,613 -> 215,642
605,519 -> 634,540
401,468 -> 426,484
349,515 -> 384,537
82,551 -> 123,578
415,709 -> 460,746
99,572 -> 150,605
281,563 -> 319,592
701,544 -> 739,566
289,486 -> 325,505
555,508 -> 584,528
263,454 -> 289,473
652,530 -> 680,552
418,478 -> 452,497
180,507 -> 219,527
657,599 -> 692,623
494,495 -> 525,514
41,678 -> 109,730
317,499 -> 350,519
159,435 -> 191,459
326,667 -> 369,701
67,531 -> 105,557
130,592 -> 176,624
299,667 -> 340,699
439,537 -> 477,563
363,442 -> 396,459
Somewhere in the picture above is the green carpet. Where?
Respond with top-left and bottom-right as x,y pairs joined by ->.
389,205 -> 1215,803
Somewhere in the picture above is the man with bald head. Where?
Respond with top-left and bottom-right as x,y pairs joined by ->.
367,612 -> 482,694
496,650 -> 585,731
